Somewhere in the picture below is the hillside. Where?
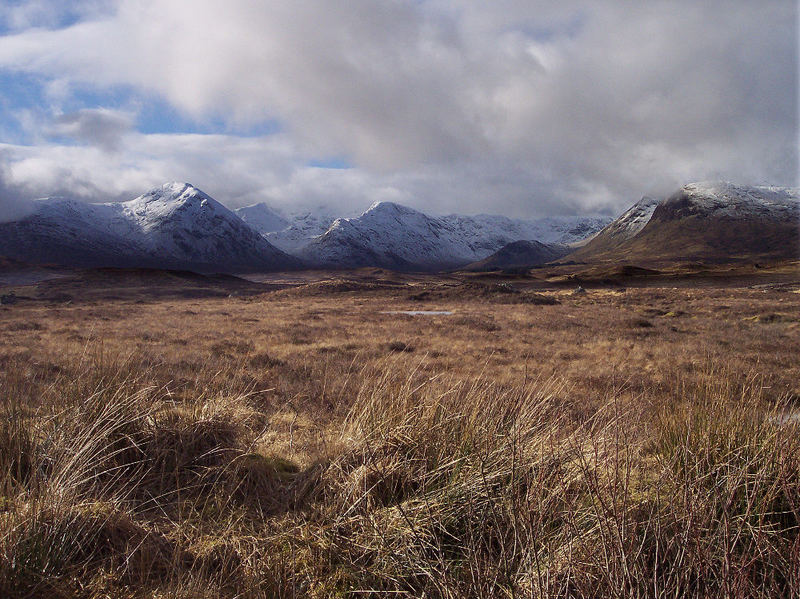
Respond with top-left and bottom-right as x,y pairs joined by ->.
462,240 -> 570,271
568,182 -> 799,264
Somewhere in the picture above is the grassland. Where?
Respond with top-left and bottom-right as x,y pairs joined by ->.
1,266 -> 799,597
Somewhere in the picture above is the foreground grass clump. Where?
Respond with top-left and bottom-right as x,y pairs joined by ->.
307,368 -> 800,597
0,352 -> 798,597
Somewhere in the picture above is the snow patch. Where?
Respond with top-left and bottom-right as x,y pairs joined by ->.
381,310 -> 454,316
676,181 -> 799,219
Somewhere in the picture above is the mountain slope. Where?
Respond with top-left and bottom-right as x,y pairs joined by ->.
0,183 -> 303,272
569,182 -> 799,264
299,201 -> 609,270
264,207 -> 343,253
0,198 -> 149,268
234,202 -> 290,234
572,196 -> 660,255
439,213 -> 610,249
463,240 -> 570,271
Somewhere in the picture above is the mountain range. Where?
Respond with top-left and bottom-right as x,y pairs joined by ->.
235,203 -> 347,254
0,181 -> 796,273
295,201 -> 608,271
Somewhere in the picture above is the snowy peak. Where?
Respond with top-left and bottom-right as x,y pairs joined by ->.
0,183 -> 302,272
234,202 -> 290,234
139,181 -> 206,202
683,181 -> 797,204
248,205 -> 344,253
364,201 -> 419,217
121,182 -> 230,231
354,201 -> 439,232
127,182 -> 217,211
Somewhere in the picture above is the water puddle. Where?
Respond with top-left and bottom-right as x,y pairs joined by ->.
381,310 -> 454,316
771,411 -> 800,426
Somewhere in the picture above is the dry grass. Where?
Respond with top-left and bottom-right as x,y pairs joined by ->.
0,274 -> 799,597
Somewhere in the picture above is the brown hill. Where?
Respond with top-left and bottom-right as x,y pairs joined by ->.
568,182 -> 799,265
462,240 -> 570,272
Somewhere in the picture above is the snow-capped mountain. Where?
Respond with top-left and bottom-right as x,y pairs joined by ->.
234,202 -> 290,234
233,202 -> 345,253
0,183 -> 303,272
233,198 -> 608,263
569,182 -> 799,264
439,213 -> 610,250
299,201 -> 610,271
264,207 -> 348,253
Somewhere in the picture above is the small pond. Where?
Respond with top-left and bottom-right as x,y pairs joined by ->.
381,310 -> 454,316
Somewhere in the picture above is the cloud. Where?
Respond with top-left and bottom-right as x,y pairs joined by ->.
49,108 -> 133,151
0,0 -> 795,217
0,134 -> 657,219
0,1 -> 111,32
0,133 -> 425,216
0,153 -> 34,223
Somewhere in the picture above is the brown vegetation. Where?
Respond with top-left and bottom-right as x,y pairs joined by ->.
0,269 -> 799,597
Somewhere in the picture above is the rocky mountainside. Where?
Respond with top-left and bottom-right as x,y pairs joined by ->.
0,183 -> 303,272
568,182 -> 799,264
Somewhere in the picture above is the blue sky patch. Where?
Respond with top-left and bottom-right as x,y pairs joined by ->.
308,157 -> 352,169
0,69 -> 284,144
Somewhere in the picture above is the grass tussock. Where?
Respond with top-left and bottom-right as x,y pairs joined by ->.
1,354 -> 797,597
300,368 -> 799,598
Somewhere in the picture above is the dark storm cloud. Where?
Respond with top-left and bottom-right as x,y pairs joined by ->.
50,108 -> 133,152
0,155 -> 34,222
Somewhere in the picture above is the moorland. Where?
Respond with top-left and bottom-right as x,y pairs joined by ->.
0,261 -> 799,598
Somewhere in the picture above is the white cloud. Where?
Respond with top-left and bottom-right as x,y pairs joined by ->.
0,1 -> 111,32
0,0 -> 795,217
0,133 -> 416,215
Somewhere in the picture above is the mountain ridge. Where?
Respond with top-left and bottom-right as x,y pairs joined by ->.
2,180 -> 791,273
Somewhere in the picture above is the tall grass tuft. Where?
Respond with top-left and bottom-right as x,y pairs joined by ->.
0,352 -> 797,597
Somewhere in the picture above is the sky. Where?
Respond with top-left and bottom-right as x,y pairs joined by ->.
0,0 -> 796,220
